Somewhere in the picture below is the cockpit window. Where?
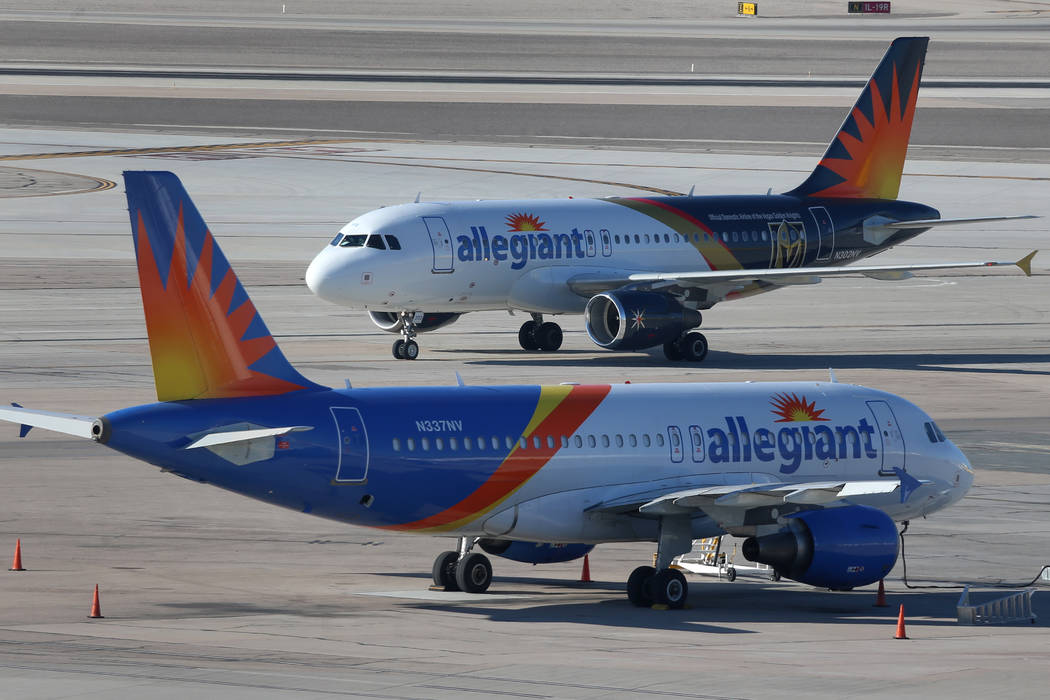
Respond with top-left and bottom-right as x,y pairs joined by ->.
365,234 -> 387,250
385,235 -> 401,250
339,234 -> 368,248
330,233 -> 344,246
924,421 -> 947,443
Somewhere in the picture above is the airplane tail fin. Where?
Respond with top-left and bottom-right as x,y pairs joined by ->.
124,171 -> 323,402
786,36 -> 929,201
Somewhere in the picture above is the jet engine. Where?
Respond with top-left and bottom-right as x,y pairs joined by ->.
368,311 -> 461,333
741,505 -> 898,590
478,539 -> 594,564
584,291 -> 701,351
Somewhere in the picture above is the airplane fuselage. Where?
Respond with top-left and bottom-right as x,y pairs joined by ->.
307,194 -> 938,314
97,381 -> 971,543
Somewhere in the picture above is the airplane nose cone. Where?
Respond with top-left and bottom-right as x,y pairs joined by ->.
305,252 -> 339,301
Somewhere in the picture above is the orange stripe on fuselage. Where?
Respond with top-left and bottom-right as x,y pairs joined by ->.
384,384 -> 612,533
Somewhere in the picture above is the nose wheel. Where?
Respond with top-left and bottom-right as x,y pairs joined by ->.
518,314 -> 563,352
392,312 -> 420,360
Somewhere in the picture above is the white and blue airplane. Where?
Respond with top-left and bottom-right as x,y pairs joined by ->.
305,37 -> 1035,361
1,171 -> 973,607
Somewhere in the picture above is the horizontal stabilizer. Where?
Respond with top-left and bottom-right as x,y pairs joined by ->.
0,405 -> 96,439
185,425 -> 313,449
877,214 -> 1037,230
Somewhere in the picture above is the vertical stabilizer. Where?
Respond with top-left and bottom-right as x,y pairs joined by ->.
124,171 -> 322,401
787,37 -> 928,200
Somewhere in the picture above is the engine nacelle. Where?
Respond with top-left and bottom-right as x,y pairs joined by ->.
478,539 -> 595,564
368,311 -> 461,334
741,505 -> 898,590
584,291 -> 701,350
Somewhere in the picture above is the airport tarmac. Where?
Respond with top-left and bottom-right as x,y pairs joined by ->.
0,128 -> 1047,699
1,4 -> 1049,698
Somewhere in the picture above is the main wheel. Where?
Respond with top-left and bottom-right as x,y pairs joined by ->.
681,332 -> 709,362
392,339 -> 406,359
455,552 -> 493,593
725,566 -> 737,582
663,339 -> 683,361
536,322 -> 563,351
518,321 -> 539,350
403,339 -> 419,360
432,550 -> 460,591
648,569 -> 688,609
626,565 -> 656,607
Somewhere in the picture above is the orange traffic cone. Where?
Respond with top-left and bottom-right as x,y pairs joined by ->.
579,554 -> 592,583
894,603 -> 908,639
88,584 -> 104,619
874,579 -> 888,607
9,539 -> 24,571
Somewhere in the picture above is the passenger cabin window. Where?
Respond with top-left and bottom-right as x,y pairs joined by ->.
384,235 -> 402,250
365,234 -> 386,250
339,234 -> 368,247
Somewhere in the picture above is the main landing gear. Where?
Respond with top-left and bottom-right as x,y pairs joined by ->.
518,313 -> 563,352
626,515 -> 694,608
663,314 -> 708,363
431,537 -> 493,593
391,311 -> 420,361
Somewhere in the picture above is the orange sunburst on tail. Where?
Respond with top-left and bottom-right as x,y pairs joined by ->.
788,37 -> 928,201
125,172 -> 320,402
770,393 -> 830,423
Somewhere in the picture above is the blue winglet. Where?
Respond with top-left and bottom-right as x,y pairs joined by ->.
894,467 -> 921,503
11,402 -> 31,438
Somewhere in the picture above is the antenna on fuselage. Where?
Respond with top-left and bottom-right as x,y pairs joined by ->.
687,185 -> 695,197
414,192 -> 421,203
767,187 -> 773,195
345,378 -> 352,390
455,371 -> 466,387
828,368 -> 838,383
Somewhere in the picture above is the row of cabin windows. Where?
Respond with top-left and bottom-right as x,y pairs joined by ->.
391,432 -> 668,453
603,230 -> 787,247
329,229 -> 786,252
330,233 -> 402,250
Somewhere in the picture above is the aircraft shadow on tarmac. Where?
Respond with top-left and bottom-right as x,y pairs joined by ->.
408,584 -> 995,632
461,350 -> 1050,375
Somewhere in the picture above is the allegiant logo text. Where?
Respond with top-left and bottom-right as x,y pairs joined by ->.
457,226 -> 592,270
705,416 -> 879,474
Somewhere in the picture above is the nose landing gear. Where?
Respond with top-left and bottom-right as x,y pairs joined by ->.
518,313 -> 563,352
392,312 -> 420,360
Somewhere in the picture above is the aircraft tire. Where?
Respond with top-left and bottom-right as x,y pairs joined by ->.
682,332 -> 709,362
404,340 -> 419,360
432,550 -> 461,591
392,339 -> 406,359
537,322 -> 563,351
726,566 -> 737,582
455,552 -> 493,593
649,569 -> 688,609
626,565 -> 656,607
518,321 -> 540,350
663,339 -> 683,361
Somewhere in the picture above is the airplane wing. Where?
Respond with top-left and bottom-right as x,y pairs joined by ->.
568,250 -> 1037,296
185,426 -> 313,449
588,477 -> 927,532
0,404 -> 96,439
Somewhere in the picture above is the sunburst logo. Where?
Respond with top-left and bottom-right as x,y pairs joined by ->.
505,212 -> 548,232
770,393 -> 830,422
630,309 -> 646,330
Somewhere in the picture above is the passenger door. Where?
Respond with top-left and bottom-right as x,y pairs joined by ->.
331,407 -> 369,483
866,400 -> 905,477
422,216 -> 454,273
